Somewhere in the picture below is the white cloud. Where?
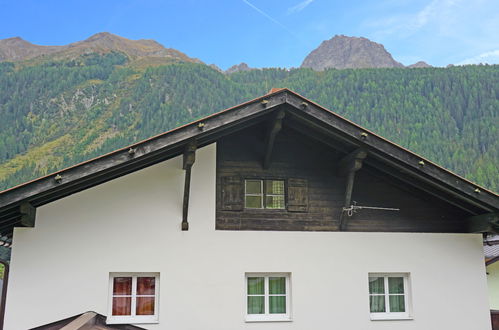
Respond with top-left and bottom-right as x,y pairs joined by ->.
287,0 -> 314,15
457,49 -> 499,65
366,0 -> 465,38
360,0 -> 499,65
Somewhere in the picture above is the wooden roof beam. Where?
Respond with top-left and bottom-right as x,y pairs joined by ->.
364,161 -> 480,215
284,93 -> 499,211
285,119 -> 351,154
0,92 -> 286,211
337,149 -> 368,177
469,212 -> 499,234
338,149 -> 367,231
181,141 -> 196,231
19,202 -> 36,228
263,110 -> 285,169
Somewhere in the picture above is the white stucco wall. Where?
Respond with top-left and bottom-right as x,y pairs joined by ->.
488,261 -> 499,310
5,143 -> 492,330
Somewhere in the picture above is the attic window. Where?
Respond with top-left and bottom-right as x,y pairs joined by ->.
245,179 -> 285,209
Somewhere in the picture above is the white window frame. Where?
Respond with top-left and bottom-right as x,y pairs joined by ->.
107,272 -> 160,324
244,179 -> 285,209
368,273 -> 412,321
245,179 -> 264,209
245,273 -> 291,322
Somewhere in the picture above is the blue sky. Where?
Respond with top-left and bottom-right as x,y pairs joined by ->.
1,0 -> 498,69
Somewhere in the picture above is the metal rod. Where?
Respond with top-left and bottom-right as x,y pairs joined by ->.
343,202 -> 400,217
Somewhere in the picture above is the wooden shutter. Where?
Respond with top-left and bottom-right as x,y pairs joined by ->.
221,176 -> 244,211
287,178 -> 308,212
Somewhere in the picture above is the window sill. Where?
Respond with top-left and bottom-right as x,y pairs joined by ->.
245,318 -> 292,323
106,317 -> 159,325
243,208 -> 287,212
370,314 -> 413,321
244,316 -> 293,323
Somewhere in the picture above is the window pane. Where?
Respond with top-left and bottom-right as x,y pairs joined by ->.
265,195 -> 285,209
269,296 -> 286,314
113,277 -> 132,295
388,277 -> 404,294
137,277 -> 155,295
136,297 -> 155,315
245,196 -> 262,208
389,295 -> 405,312
269,277 -> 286,294
246,180 -> 262,194
247,277 -> 264,294
247,296 -> 265,314
369,295 -> 386,313
112,297 -> 131,315
265,180 -> 284,195
368,277 -> 385,294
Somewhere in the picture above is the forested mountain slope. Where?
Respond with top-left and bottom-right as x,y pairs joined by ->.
0,53 -> 497,192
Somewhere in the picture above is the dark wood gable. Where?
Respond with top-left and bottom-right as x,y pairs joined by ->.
216,125 -> 471,232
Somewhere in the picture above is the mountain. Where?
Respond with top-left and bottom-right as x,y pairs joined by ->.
301,35 -> 404,70
408,61 -> 432,68
0,32 -> 201,64
0,34 -> 497,194
209,64 -> 223,72
0,37 -> 65,61
225,62 -> 253,74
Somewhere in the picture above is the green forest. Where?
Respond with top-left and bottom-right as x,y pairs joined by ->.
0,53 -> 498,192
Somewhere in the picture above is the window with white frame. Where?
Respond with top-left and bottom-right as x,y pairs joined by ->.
245,273 -> 291,322
245,179 -> 285,209
107,273 -> 159,324
368,273 -> 411,320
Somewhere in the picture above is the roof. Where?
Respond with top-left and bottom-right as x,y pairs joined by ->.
485,235 -> 499,265
0,88 -> 498,237
31,311 -> 145,329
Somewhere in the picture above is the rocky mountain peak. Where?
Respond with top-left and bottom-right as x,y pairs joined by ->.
209,64 -> 223,73
301,35 -> 404,70
0,36 -> 64,61
0,32 -> 202,64
408,61 -> 432,68
84,32 -> 116,42
225,62 -> 253,74
2,36 -> 27,44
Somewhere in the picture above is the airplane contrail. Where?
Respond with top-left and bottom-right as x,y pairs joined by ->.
242,0 -> 297,37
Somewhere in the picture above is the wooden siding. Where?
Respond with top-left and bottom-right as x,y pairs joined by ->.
216,125 -> 469,232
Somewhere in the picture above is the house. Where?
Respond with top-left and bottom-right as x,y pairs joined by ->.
0,88 -> 497,330
31,311 -> 146,330
485,235 -> 499,330
486,236 -> 499,313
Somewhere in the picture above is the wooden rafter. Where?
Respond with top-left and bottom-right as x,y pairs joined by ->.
263,110 -> 285,169
364,157 -> 480,215
338,149 -> 367,231
19,202 -> 36,228
285,95 -> 498,210
337,149 -> 368,178
469,212 -> 499,233
181,141 -> 196,231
